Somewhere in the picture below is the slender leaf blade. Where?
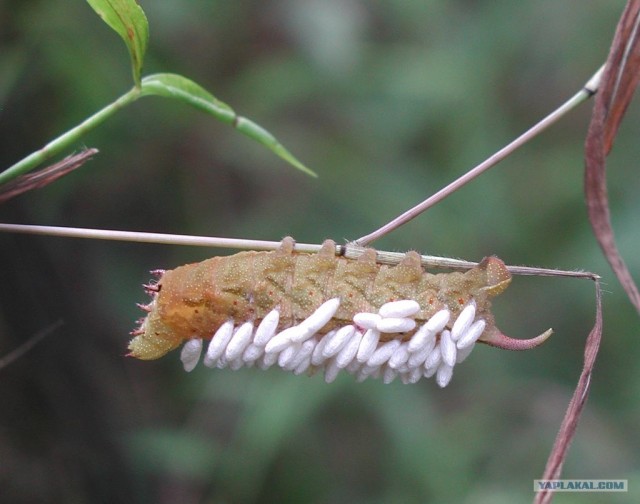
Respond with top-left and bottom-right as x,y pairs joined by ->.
141,73 -> 235,122
234,116 -> 316,177
86,0 -> 149,86
141,73 -> 316,176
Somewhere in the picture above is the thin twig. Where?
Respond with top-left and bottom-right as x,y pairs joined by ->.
534,279 -> 603,504
0,319 -> 64,371
0,223 -> 599,280
343,245 -> 600,280
355,66 -> 605,247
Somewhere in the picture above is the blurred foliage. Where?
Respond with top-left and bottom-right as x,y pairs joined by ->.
1,1 -> 639,503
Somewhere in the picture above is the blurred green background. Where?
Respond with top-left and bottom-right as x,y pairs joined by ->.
1,1 -> 639,502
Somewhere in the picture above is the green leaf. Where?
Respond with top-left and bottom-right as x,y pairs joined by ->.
86,0 -> 149,87
141,73 -> 236,122
232,116 -> 316,177
141,73 -> 316,177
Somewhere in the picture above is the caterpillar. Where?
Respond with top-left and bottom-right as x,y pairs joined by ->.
129,237 -> 552,387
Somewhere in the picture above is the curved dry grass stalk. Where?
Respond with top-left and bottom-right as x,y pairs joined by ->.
534,280 -> 603,504
585,0 -> 640,314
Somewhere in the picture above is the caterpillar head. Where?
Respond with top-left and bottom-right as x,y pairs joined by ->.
128,263 -> 218,360
128,272 -> 182,360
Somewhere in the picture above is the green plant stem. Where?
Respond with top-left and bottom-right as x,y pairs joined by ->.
0,87 -> 140,186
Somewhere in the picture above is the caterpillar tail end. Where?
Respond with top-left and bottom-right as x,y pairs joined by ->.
127,332 -> 174,360
128,315 -> 181,360
481,327 -> 553,351
127,334 -> 152,360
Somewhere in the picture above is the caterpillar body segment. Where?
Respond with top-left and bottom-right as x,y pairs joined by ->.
129,237 -> 552,386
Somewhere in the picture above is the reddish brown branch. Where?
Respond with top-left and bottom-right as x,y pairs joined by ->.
534,280 -> 603,504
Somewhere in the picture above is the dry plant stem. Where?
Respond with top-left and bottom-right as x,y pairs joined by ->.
356,66 -> 605,247
0,149 -> 98,203
0,223 -> 598,281
585,0 -> 640,314
0,223 -> 294,252
0,319 -> 63,371
534,5 -> 640,499
534,279 -> 603,504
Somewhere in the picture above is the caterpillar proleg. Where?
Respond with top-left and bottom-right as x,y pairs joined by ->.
129,237 -> 552,386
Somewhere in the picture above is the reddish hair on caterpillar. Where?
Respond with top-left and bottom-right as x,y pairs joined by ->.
128,237 -> 552,387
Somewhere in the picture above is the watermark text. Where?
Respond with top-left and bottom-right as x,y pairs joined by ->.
534,479 -> 627,492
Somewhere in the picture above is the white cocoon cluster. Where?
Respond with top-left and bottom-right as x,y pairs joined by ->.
180,297 -> 486,388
